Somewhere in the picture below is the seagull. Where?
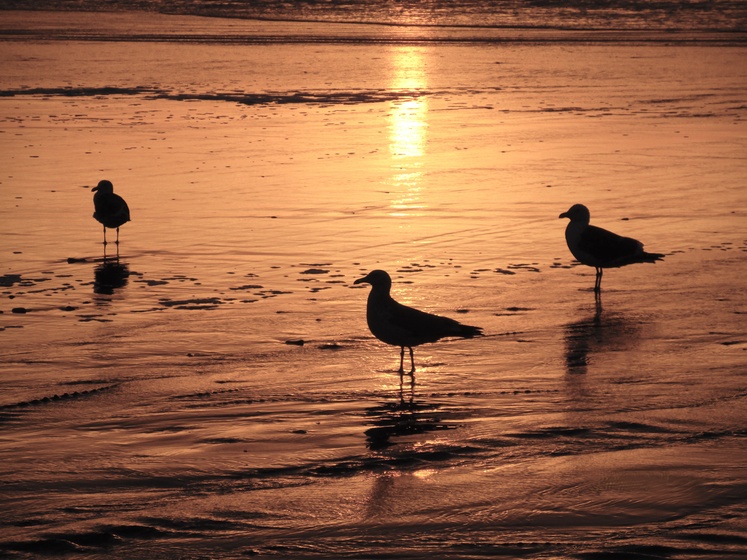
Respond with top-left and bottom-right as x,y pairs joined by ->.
354,269 -> 483,374
92,180 -> 130,247
559,203 -> 664,293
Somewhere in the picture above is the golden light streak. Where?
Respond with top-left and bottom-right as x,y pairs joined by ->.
387,47 -> 429,218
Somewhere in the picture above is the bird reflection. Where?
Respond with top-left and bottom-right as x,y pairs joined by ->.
563,295 -> 640,375
94,260 -> 129,295
364,391 -> 455,451
102,240 -> 123,262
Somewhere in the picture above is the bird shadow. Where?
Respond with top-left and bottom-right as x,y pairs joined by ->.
363,386 -> 458,451
93,260 -> 130,295
563,294 -> 642,375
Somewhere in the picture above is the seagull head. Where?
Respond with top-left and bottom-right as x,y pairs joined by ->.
92,180 -> 114,194
559,203 -> 590,224
354,269 -> 392,292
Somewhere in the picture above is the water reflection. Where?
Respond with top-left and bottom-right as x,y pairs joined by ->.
364,391 -> 455,451
94,260 -> 130,295
389,98 -> 427,159
387,46 -> 428,218
563,297 -> 642,375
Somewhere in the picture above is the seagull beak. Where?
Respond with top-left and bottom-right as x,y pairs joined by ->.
91,186 -> 99,192
353,275 -> 369,285
559,211 -> 568,219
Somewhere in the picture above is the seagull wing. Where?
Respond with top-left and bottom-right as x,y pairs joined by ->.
116,194 -> 131,222
95,193 -> 130,227
578,225 -> 643,267
387,299 -> 481,344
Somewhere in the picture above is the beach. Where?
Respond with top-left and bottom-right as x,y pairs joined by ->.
1,10 -> 746,559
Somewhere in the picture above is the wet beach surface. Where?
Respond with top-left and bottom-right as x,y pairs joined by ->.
1,11 -> 747,559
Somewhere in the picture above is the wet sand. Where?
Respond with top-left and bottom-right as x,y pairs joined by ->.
1,11 -> 746,559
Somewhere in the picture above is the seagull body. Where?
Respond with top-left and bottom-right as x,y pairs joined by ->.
559,204 -> 664,292
354,270 -> 483,374
92,180 -> 130,246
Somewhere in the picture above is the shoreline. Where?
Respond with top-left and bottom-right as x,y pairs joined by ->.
1,10 -> 746,45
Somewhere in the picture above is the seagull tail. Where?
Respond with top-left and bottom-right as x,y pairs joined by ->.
640,251 -> 665,264
457,324 -> 484,339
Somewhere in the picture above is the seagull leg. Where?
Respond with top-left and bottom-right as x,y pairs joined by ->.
115,227 -> 120,246
594,289 -> 603,314
101,226 -> 109,261
408,347 -> 415,375
398,347 -> 405,374
594,268 -> 603,293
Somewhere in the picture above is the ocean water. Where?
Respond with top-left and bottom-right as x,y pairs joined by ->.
1,5 -> 746,560
3,0 -> 747,32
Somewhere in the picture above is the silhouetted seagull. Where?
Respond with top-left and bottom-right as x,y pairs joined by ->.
92,180 -> 130,246
559,204 -> 664,293
354,270 -> 483,374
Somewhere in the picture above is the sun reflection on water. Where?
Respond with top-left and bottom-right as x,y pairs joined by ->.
388,47 -> 428,218
390,99 -> 427,159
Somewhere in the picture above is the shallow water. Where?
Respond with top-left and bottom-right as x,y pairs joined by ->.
1,10 -> 746,559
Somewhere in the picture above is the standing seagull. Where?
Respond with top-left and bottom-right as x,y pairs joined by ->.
354,270 -> 483,374
559,203 -> 664,293
92,180 -> 130,247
